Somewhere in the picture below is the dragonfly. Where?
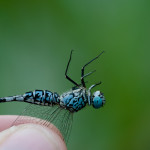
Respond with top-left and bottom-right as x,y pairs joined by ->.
0,50 -> 105,143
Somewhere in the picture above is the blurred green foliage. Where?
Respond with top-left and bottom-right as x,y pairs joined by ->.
0,1 -> 150,150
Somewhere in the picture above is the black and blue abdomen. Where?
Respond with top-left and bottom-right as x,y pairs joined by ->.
0,90 -> 60,105
24,90 -> 60,104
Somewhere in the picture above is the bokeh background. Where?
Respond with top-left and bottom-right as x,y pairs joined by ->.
0,1 -> 150,150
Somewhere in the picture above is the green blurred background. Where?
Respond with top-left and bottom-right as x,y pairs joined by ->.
0,0 -> 150,150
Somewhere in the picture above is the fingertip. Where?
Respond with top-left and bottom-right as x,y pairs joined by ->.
0,124 -> 67,150
0,115 -> 18,131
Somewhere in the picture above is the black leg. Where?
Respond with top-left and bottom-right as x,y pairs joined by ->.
65,50 -> 79,86
81,70 -> 96,79
93,81 -> 102,87
72,81 -> 89,90
81,51 -> 104,87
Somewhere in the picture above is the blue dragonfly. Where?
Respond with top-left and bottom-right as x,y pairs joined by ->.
0,50 -> 105,143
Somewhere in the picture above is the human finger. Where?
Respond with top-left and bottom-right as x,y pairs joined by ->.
0,116 -> 67,150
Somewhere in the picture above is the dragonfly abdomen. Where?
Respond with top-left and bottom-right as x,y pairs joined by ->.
24,90 -> 60,105
0,90 -> 60,105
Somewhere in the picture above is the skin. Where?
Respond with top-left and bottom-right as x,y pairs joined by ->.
0,115 -> 67,150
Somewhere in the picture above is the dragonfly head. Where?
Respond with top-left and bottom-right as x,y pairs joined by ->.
92,91 -> 105,109
88,83 -> 105,108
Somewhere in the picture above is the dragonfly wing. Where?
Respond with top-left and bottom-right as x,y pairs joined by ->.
12,104 -> 58,125
12,103 -> 73,143
59,110 -> 73,144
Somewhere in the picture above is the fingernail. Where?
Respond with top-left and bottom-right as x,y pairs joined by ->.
0,124 -> 67,150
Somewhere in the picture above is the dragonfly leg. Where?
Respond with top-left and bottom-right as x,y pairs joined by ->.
81,70 -> 96,79
81,51 -> 104,88
65,50 -> 79,86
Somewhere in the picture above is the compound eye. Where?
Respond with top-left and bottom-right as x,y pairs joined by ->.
93,91 -> 100,97
93,96 -> 103,109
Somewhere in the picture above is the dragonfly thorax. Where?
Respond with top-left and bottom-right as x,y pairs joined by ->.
60,88 -> 87,112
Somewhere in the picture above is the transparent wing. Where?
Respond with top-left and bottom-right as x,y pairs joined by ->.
60,110 -> 73,143
12,103 -> 73,143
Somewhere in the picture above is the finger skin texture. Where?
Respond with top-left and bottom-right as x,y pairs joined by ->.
0,116 -> 67,150
0,116 -> 18,132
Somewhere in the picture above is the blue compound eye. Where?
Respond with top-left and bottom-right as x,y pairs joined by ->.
93,96 -> 103,109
